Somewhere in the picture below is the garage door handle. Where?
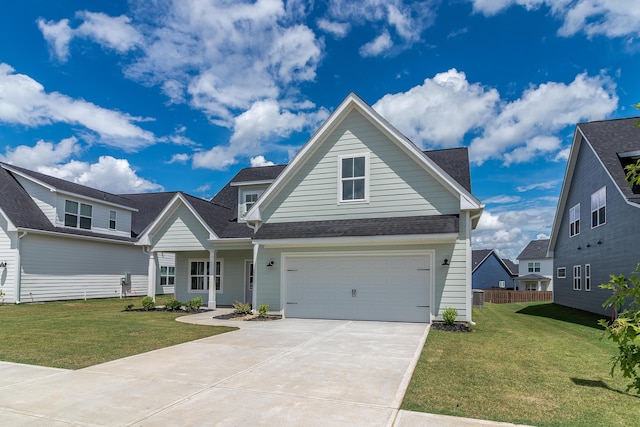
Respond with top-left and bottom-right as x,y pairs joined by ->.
416,305 -> 430,308
286,302 -> 298,305
287,269 -> 298,272
417,268 -> 430,271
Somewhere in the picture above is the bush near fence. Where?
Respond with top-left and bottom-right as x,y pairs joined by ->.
483,289 -> 552,304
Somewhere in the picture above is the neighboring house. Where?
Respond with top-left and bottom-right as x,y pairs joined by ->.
472,249 -> 517,289
515,239 -> 553,291
138,93 -> 484,323
0,163 -> 168,303
549,117 -> 640,316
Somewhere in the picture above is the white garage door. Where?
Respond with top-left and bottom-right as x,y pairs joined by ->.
284,253 -> 431,323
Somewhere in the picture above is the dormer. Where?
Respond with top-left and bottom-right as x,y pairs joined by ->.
230,179 -> 272,222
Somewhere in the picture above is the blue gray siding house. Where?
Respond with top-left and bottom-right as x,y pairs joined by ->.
549,117 -> 640,316
472,249 -> 516,289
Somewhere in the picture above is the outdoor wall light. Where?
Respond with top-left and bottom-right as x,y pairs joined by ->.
442,258 -> 450,266
577,246 -> 582,250
0,261 -> 5,268
266,260 -> 274,267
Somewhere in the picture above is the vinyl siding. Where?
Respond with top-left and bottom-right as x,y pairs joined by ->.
54,195 -> 132,238
19,234 -> 148,302
261,109 -> 459,223
151,204 -> 211,252
173,250 -> 250,306
517,259 -> 553,291
472,254 -> 515,289
0,219 -> 16,302
553,139 -> 640,315
254,231 -> 470,321
14,176 -> 56,224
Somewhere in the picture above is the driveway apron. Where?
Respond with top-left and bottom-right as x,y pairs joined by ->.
0,315 -> 429,426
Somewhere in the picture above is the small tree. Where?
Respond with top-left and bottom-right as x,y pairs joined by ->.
598,264 -> 640,394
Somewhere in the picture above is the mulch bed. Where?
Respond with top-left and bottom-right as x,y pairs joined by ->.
431,322 -> 473,332
123,308 -> 210,314
213,312 -> 282,321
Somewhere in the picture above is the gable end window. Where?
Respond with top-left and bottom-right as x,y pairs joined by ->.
243,192 -> 259,217
591,187 -> 606,228
64,200 -> 92,230
528,262 -> 540,273
569,203 -> 580,237
109,210 -> 117,230
573,265 -> 581,291
557,267 -> 566,278
339,153 -> 369,202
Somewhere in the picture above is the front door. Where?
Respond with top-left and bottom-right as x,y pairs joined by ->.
244,260 -> 254,305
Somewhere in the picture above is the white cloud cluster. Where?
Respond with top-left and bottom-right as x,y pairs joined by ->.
250,155 -> 276,167
1,138 -> 162,193
373,69 -> 499,148
471,0 -> 640,39
323,0 -> 435,56
372,68 -> 617,165
0,63 -> 156,151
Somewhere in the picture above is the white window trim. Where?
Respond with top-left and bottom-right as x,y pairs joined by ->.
573,265 -> 581,291
109,210 -> 117,230
64,200 -> 93,230
238,189 -> 263,223
591,186 -> 606,229
337,152 -> 370,204
569,203 -> 580,237
160,265 -> 175,286
528,262 -> 541,273
557,267 -> 566,278
585,264 -> 591,292
188,258 -> 209,294
214,258 -> 223,293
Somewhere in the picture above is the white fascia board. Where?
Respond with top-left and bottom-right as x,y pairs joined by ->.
136,193 -> 219,243
0,207 -> 17,232
3,166 -> 56,191
229,180 -> 274,187
254,233 -> 459,248
16,227 -> 136,245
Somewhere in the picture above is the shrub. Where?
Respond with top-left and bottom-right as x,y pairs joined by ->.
184,297 -> 203,312
233,301 -> 252,315
258,304 -> 269,317
164,299 -> 182,311
124,303 -> 134,311
442,307 -> 458,325
141,296 -> 155,311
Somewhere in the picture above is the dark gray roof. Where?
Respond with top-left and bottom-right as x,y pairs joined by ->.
120,192 -> 179,237
517,239 -> 550,260
472,249 -> 518,277
578,116 -> 640,203
253,215 -> 459,240
1,162 -> 136,208
515,273 -> 551,281
423,147 -> 472,193
472,249 -> 492,271
502,259 -> 518,275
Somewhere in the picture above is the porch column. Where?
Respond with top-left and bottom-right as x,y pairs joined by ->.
208,249 -> 217,309
147,250 -> 157,301
252,243 -> 259,311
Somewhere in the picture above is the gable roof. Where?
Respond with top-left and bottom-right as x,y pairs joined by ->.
502,258 -> 518,275
517,239 -> 550,260
549,116 -> 640,252
472,249 -> 518,277
245,92 -> 482,224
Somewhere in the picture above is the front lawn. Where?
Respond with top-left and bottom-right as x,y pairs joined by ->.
0,295 -> 235,369
402,302 -> 640,427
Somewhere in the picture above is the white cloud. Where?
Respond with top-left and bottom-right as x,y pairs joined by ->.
37,18 -> 73,61
516,180 -> 561,192
75,11 -> 143,52
250,155 -> 276,167
39,156 -> 163,193
359,31 -> 393,57
0,63 -> 157,150
317,18 -> 350,38
469,72 -> 617,165
373,69 -> 499,148
0,137 -> 81,170
470,0 -> 640,39
484,195 -> 522,204
167,153 -> 190,164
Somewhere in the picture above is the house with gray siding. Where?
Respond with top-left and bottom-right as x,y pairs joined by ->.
139,93 -> 484,323
549,117 -> 640,316
515,239 -> 553,291
472,249 -> 516,289
0,163 -> 176,303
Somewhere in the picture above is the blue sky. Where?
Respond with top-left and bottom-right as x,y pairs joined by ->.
0,0 -> 638,260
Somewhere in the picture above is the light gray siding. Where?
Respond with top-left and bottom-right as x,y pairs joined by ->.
151,204 -> 211,252
0,219 -> 16,302
19,234 -> 148,302
54,195 -> 132,238
156,252 -> 175,295
261,110 -> 459,223
14,176 -> 56,225
554,139 -> 640,315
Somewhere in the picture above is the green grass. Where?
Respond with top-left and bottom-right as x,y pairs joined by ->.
0,295 -> 236,369
402,302 -> 640,427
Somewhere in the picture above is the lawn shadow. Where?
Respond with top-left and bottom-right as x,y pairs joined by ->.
571,378 -> 640,399
516,303 -> 606,330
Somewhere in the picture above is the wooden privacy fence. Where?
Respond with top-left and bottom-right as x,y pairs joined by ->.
482,289 -> 552,304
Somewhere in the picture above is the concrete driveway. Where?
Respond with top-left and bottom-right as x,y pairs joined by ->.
0,313 -> 429,426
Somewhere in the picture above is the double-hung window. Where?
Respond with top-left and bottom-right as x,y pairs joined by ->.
189,259 -> 222,292
591,187 -> 606,228
160,266 -> 175,286
573,265 -> 581,290
109,210 -> 117,230
557,267 -> 566,278
585,264 -> 591,291
528,262 -> 540,273
339,154 -> 368,202
65,200 -> 92,230
569,204 -> 580,237
243,192 -> 259,216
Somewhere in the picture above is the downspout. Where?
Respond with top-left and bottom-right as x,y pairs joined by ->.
15,231 -> 27,304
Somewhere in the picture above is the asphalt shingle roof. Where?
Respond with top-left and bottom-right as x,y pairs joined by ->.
423,147 -> 472,193
578,116 -> 640,204
517,239 -> 550,260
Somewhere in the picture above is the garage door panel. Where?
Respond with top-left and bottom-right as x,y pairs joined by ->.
285,254 -> 430,323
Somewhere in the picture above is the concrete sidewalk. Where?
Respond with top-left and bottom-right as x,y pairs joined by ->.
0,312 -> 532,426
